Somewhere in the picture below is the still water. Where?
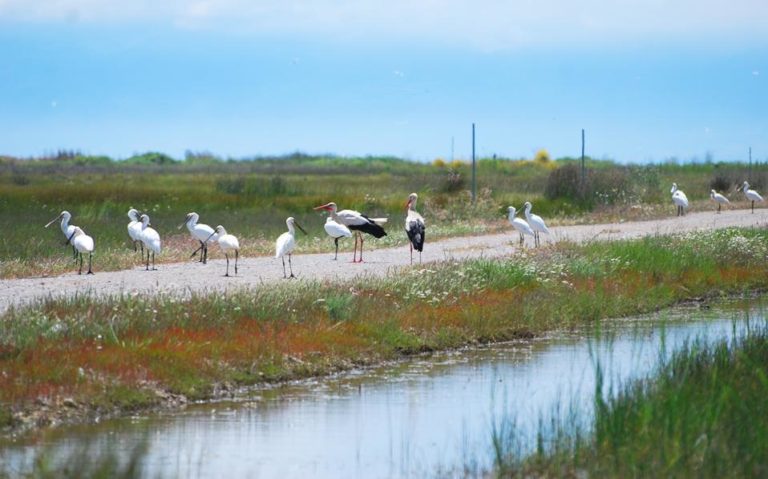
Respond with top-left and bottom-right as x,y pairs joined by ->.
2,298 -> 765,478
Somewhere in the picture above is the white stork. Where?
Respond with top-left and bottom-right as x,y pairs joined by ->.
313,202 -> 387,263
404,193 -> 425,264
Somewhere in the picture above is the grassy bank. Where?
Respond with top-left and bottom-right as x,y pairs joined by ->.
497,322 -> 768,478
0,227 -> 766,434
1,153 -> 765,278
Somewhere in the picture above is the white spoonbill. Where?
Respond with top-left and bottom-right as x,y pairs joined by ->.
127,208 -> 144,253
670,183 -> 688,216
404,193 -> 425,264
313,202 -> 387,263
741,181 -> 764,213
139,214 -> 161,271
200,225 -> 240,277
523,201 -> 550,247
709,189 -> 730,213
179,212 -> 217,264
45,210 -> 78,258
323,217 -> 352,260
64,226 -> 94,275
275,217 -> 307,278
508,206 -> 534,246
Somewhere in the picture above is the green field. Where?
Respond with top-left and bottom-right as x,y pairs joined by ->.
1,151 -> 765,278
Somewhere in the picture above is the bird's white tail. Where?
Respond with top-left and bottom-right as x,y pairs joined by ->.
370,218 -> 388,225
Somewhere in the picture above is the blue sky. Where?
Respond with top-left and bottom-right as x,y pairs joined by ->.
1,0 -> 767,163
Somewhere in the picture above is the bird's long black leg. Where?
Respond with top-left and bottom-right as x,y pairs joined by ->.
235,250 -> 239,275
334,237 -> 339,260
78,253 -> 83,274
225,253 -> 230,277
87,252 -> 93,275
410,243 -> 413,264
289,254 -> 295,278
359,234 -> 365,263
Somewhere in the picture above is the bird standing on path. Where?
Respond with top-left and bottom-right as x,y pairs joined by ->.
139,214 -> 161,271
313,202 -> 387,263
127,208 -> 144,253
179,212 -> 217,263
45,210 -> 78,259
741,181 -> 764,213
65,226 -> 94,275
508,206 -> 535,246
404,193 -> 425,264
709,190 -> 730,213
323,217 -> 352,260
523,202 -> 550,247
670,183 -> 689,216
276,217 -> 306,278
205,225 -> 240,277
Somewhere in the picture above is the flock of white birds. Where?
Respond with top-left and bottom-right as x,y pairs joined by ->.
44,183 -> 763,276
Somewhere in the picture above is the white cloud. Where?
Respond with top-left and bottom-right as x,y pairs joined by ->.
2,0 -> 768,49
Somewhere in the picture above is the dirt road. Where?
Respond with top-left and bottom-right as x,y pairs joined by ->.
2,209 -> 766,313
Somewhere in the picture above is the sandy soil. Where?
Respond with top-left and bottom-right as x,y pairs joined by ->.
2,208 -> 766,313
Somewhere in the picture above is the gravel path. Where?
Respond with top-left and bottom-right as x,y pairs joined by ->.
2,209 -> 766,313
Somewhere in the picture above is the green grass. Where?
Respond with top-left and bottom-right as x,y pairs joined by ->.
3,152 -> 766,278
1,227 -> 767,433
496,323 -> 768,478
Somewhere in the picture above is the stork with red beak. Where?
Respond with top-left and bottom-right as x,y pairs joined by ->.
313,202 -> 387,262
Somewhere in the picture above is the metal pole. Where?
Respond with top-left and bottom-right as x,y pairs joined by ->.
580,129 -> 586,193
471,123 -> 476,204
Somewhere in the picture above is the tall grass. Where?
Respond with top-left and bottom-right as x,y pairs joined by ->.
3,153 -> 766,278
496,324 -> 768,478
0,228 -> 766,431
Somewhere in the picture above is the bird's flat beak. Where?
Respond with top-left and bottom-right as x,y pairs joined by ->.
177,221 -> 186,229
313,204 -> 329,211
45,213 -> 62,228
295,221 -> 307,235
204,231 -> 216,243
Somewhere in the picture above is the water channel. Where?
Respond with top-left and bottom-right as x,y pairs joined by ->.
1,296 -> 765,478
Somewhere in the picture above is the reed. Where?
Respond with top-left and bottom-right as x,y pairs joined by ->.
0,228 -> 766,431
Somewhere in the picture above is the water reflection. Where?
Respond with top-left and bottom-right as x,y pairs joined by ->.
1,298 -> 765,478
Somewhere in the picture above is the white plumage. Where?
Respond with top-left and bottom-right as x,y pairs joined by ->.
508,206 -> 534,246
741,181 -> 764,213
405,193 -> 426,264
670,183 -> 689,216
65,226 -> 94,275
323,217 -> 352,260
275,217 -> 306,278
213,225 -> 240,277
523,201 -> 550,247
709,189 -> 729,213
45,210 -> 78,258
139,214 -> 161,271
313,202 -> 387,263
127,208 -> 144,252
180,212 -> 218,263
